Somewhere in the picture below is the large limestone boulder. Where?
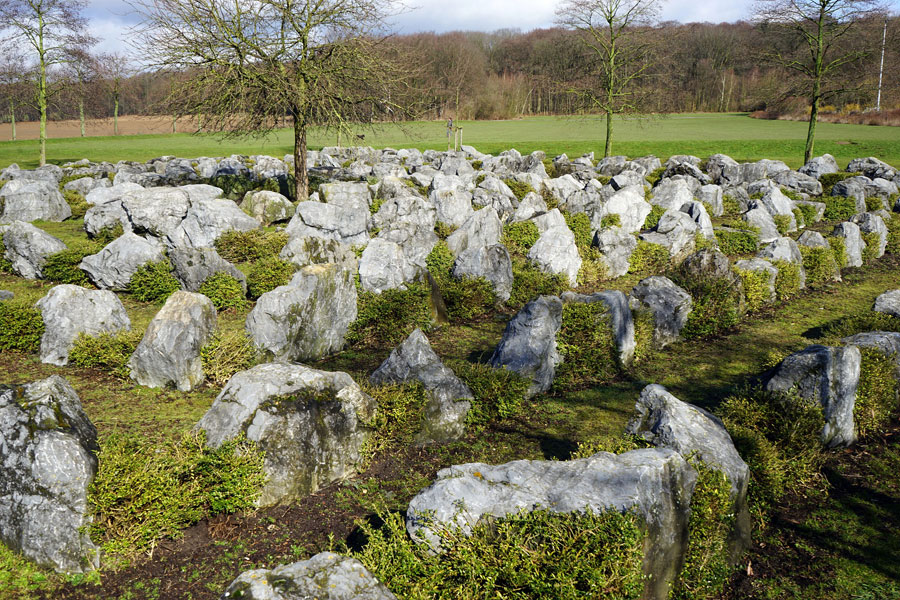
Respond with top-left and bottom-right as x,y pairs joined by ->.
279,236 -> 356,270
0,221 -> 67,279
169,246 -> 247,293
246,264 -> 357,362
650,178 -> 694,211
847,156 -> 897,181
451,243 -> 513,303
852,212 -> 888,258
167,197 -> 260,249
121,186 -> 191,238
766,345 -> 861,447
489,295 -> 563,397
220,552 -> 397,600
843,331 -> 900,378
370,329 -> 472,443
128,291 -> 217,392
79,232 -> 167,290
640,210 -> 698,259
798,154 -> 839,180
358,238 -> 418,294
0,376 -> 99,572
628,276 -> 692,349
832,221 -> 866,268
84,182 -> 144,206
874,289 -> 900,317
286,200 -> 369,246
240,190 -> 294,226
601,185 -> 652,233
0,180 -> 71,222
406,449 -> 697,600
445,207 -> 502,257
83,201 -> 131,238
195,363 -> 376,506
742,207 -> 780,244
594,227 -> 637,278
527,223 -> 581,286
431,188 -> 475,228
35,285 -> 131,366
562,290 -> 635,367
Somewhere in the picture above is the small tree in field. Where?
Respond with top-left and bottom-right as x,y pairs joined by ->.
557,0 -> 662,158
98,53 -> 134,136
755,0 -> 884,163
133,0 -> 409,200
1,0 -> 95,165
0,44 -> 30,141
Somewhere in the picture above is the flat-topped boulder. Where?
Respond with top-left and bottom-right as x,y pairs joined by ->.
79,232 -> 167,290
0,179 -> 71,222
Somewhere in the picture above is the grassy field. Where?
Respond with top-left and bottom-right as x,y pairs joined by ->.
1,113 -> 899,170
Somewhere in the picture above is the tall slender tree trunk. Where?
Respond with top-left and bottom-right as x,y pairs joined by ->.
9,102 -> 15,141
79,98 -> 85,137
114,86 -> 119,135
805,84 -> 820,164
172,115 -> 177,133
38,17 -> 47,166
805,7 -> 826,164
292,111 -> 309,201
605,109 -> 613,158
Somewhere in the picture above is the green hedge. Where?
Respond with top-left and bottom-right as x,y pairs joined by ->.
214,229 -> 289,264
347,282 -> 433,347
0,302 -> 44,353
447,360 -> 530,432
553,301 -> 619,390
198,273 -> 248,311
128,261 -> 181,303
69,330 -> 144,379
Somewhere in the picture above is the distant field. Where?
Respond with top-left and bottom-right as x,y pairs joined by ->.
1,113 -> 899,170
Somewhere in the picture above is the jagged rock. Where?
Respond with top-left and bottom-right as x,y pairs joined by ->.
370,329 -> 472,443
531,208 -> 567,233
128,291 -> 217,392
83,201 -> 131,238
121,187 -> 192,238
489,296 -> 563,397
640,210 -> 698,259
169,247 -> 247,293
697,184 -> 724,217
847,157 -> 897,181
799,154 -> 839,179
240,191 -> 294,226
594,227 -> 637,278
544,175 -> 583,205
279,236 -> 356,270
610,170 -> 646,190
509,192 -> 547,223
286,200 -> 369,246
195,363 -> 376,506
0,221 -> 67,279
246,264 -> 357,361
430,187 -> 474,228
831,177 -> 868,213
650,178 -> 694,211
742,207 -> 780,243
445,208 -> 502,257
842,331 -> 900,378
0,291 -> 12,301
734,258 -> 778,306
0,180 -> 71,222
602,185 -> 652,233
771,170 -> 822,195
851,212 -> 888,258
167,197 -> 260,249
0,376 -> 99,573
874,289 -> 900,317
628,276 -> 692,349
63,177 -> 110,196
766,345 -> 861,447
680,201 -> 715,239
832,221 -> 865,267
220,552 -> 397,600
79,232 -> 167,290
358,238 -> 418,293
796,230 -> 829,248
406,449 -> 697,600
84,182 -> 144,206
562,290 -> 635,366
35,285 -> 131,366
452,243 -> 513,302
757,236 -> 803,264
319,182 -> 371,208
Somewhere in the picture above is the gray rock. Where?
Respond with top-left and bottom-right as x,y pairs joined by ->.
543,175 -> 582,206
358,238 -> 418,293
847,157 -> 897,181
84,182 -> 144,206
430,187 -> 474,228
832,221 -> 865,267
0,180 -> 71,222
680,201 -> 715,239
452,244 -> 513,302
851,212 -> 888,258
196,363 -> 376,506
603,185 -> 651,233
795,200 -> 826,223
771,170 -> 822,195
246,264 -> 357,361
167,197 -> 260,249
279,236 -> 356,270
757,237 -> 803,264
445,208 -> 502,257
798,154 -> 839,179
628,276 -> 692,349
0,290 -> 12,301
319,182 -> 371,208
128,291 -> 217,392
169,247 -> 247,293
562,290 -> 635,367
0,221 -> 67,279
63,177 -> 110,196
489,296 -> 563,397
83,201 -> 131,238
240,191 -> 294,226
35,285 -> 131,366
697,184 -> 724,217
528,224 -> 581,286
796,230 -> 830,248
220,552 -> 397,600
831,177 -> 868,213
766,345 -> 861,447
370,329 -> 472,443
610,170 -> 646,191
406,448 -> 696,600
842,331 -> 900,378
121,187 -> 192,238
873,289 -> 900,317
286,200 -> 369,246
509,192 -> 547,223
594,227 -> 637,278
79,233 -> 167,290
734,258 -> 778,306
650,178 -> 694,211
742,208 -> 780,243
0,376 -> 99,572
640,210 -> 698,259
705,154 -> 741,185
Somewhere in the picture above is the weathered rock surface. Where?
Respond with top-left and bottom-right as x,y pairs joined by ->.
358,238 -> 418,293
798,154 -> 839,180
874,289 -> 900,317
0,221 -> 67,279
842,331 -> 900,378
167,197 -> 260,249
220,552 -> 397,600
628,276 -> 692,349
286,200 -> 369,246
169,246 -> 247,293
852,212 -> 888,258
128,291 -> 217,392
0,376 -> 99,573
79,233 -> 167,290
603,185 -> 651,233
196,363 -> 376,506
0,180 -> 71,222
370,329 -> 472,443
279,236 -> 356,270
35,285 -> 131,366
527,222 -> 581,286
640,209 -> 698,259
240,190 -> 294,226
765,345 -> 861,447
593,227 -> 637,278
406,449 -> 697,600
489,296 -> 563,397
832,221 -> 865,268
451,243 -> 513,302
246,264 -> 357,362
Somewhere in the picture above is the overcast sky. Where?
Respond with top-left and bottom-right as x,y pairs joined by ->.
85,0 -> 899,56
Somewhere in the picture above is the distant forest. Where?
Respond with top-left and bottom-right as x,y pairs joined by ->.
2,17 -> 899,125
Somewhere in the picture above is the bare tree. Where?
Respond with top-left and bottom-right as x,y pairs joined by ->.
755,0 -> 885,162
133,0 -> 410,200
0,44 -> 30,141
557,0 -> 662,157
1,0 -> 95,165
98,52 -> 134,136
63,46 -> 97,137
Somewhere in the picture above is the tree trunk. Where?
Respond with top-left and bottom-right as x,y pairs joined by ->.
114,88 -> 119,135
38,52 -> 47,166
172,115 -> 177,134
293,115 -> 309,201
605,109 -> 613,158
805,87 -> 819,164
79,98 -> 85,137
9,102 -> 15,141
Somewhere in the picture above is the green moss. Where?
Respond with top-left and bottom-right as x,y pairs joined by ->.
673,265 -> 744,340
63,189 -> 89,220
781,188 -> 803,202
448,360 -> 530,432
722,195 -> 742,217
434,222 -> 457,240
69,329 -> 144,379
127,260 -> 181,303
577,246 -> 610,287
42,241 -> 101,286
646,167 -> 665,187
198,273 -> 248,311
508,260 -> 569,309
571,433 -> 651,460
887,217 -> 900,255
643,205 -> 665,231
0,301 -> 45,353
819,310 -> 900,340
426,242 -> 495,322
360,382 -> 429,459
93,223 -> 124,246
564,211 -> 593,249
734,266 -> 771,312
796,202 -> 820,226
0,238 -> 12,273
865,196 -> 885,212
772,260 -> 802,301
628,241 -> 669,276
553,301 -> 619,391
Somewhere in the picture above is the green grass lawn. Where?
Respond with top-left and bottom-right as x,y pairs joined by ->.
2,113 -> 898,170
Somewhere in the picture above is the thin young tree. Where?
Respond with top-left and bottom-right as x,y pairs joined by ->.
133,0 -> 410,200
98,53 -> 133,136
0,0 -> 95,165
64,47 -> 96,137
0,44 -> 30,141
556,0 -> 662,157
755,0 -> 884,162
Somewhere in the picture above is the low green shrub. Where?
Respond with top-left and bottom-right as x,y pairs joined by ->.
541,187 -> 560,210
42,241 -> 101,285
501,221 -> 540,256
733,266 -> 771,312
198,273 -> 248,311
865,196 -> 885,212
214,229 -> 289,264
89,431 -> 265,560
0,302 -> 45,353
508,260 -> 569,308
628,240 -> 669,275
673,267 -> 744,339
820,172 -> 860,195
353,509 -> 645,600
799,246 -> 839,287
541,158 -> 556,178
564,211 -> 593,249
643,205 -> 666,231
360,382 -> 429,459
63,189 -> 90,219
449,360 -> 530,431
577,246 -> 610,287
819,310 -> 900,341
772,260 -> 802,301
209,174 -> 284,201
571,433 -> 650,459
402,178 -> 429,199
886,216 -> 900,255
646,167 -> 665,187
796,202 -> 820,226
347,282 -> 433,347
93,223 -> 124,246
820,195 -> 857,221
773,214 -> 792,236
714,226 -> 759,256
69,329 -> 144,378
855,348 -> 899,438
503,179 -> 535,202
426,241 -> 454,277
553,301 -> 619,391
127,260 -> 181,303
781,188 -> 803,202
246,256 -> 296,300
722,195 -> 742,216
632,308 -> 655,365
472,159 -> 484,171
434,222 -> 457,240
861,231 -> 881,263
200,329 -> 257,386
0,238 -> 12,273
426,242 -> 496,322
828,237 -> 848,269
